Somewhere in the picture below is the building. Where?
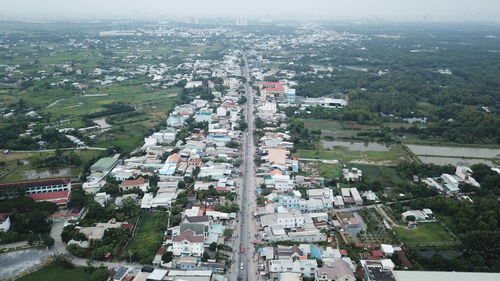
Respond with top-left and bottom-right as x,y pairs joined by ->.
315,260 -> 355,281
268,259 -> 318,278
112,267 -> 130,281
401,210 -> 429,222
147,269 -> 168,281
90,157 -> 119,173
119,177 -> 149,192
28,190 -> 71,207
343,168 -> 362,182
341,188 -> 363,206
380,244 -> 394,257
261,81 -> 285,100
0,178 -> 71,198
455,166 -> 480,187
302,97 -> 347,109
172,229 -> 205,257
441,173 -> 460,193
0,213 -> 11,232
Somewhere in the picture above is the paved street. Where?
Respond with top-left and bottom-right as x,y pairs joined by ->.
0,249 -> 51,279
234,51 -> 259,281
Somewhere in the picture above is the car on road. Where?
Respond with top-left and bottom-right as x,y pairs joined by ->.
240,245 -> 245,253
240,262 -> 244,270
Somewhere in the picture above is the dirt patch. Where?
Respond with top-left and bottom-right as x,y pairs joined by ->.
342,121 -> 379,130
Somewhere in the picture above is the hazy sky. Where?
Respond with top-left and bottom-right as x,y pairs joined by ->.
2,0 -> 499,21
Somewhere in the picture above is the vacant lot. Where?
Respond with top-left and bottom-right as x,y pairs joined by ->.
394,223 -> 454,244
126,212 -> 167,264
303,119 -> 344,131
297,144 -> 409,165
17,265 -> 93,281
345,163 -> 405,185
0,150 -> 103,183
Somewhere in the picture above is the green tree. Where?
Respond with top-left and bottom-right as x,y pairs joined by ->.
202,251 -> 210,262
162,251 -> 174,263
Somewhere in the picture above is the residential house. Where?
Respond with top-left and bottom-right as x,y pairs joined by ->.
315,260 -> 355,281
172,229 -> 205,257
119,177 -> 149,192
268,259 -> 318,278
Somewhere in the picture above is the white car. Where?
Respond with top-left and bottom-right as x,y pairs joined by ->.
240,262 -> 244,270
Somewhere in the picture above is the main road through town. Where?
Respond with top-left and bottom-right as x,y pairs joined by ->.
233,51 -> 258,281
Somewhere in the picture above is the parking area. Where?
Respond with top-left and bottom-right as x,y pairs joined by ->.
0,249 -> 51,279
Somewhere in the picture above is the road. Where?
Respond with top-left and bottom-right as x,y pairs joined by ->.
233,50 -> 258,281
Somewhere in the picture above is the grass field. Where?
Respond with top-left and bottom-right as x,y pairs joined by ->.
126,212 -> 167,264
17,265 -> 93,281
394,223 -> 454,244
345,163 -> 405,185
303,119 -> 344,131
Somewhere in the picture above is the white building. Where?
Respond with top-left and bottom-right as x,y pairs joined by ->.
172,230 -> 205,257
185,81 -> 203,88
302,97 -> 347,109
343,168 -> 362,182
268,259 -> 318,278
0,213 -> 11,232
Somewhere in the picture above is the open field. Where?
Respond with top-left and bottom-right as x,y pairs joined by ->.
394,223 -> 454,244
17,265 -> 93,281
300,162 -> 342,179
125,212 -> 167,264
42,86 -> 179,121
345,163 -> 405,185
303,119 -> 344,131
297,143 -> 410,165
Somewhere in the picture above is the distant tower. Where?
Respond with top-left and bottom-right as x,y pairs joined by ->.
236,17 -> 248,26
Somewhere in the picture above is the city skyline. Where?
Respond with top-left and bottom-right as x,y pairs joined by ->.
1,0 -> 500,22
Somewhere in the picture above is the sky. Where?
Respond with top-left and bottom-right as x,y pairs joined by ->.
1,0 -> 500,22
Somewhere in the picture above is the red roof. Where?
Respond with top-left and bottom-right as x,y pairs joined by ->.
172,230 -> 204,243
156,247 -> 166,255
121,223 -> 134,230
397,250 -> 413,268
372,250 -> 384,257
120,177 -> 147,187
270,169 -> 282,176
215,187 -> 229,192
0,178 -> 70,189
340,249 -> 348,256
0,213 -> 10,222
28,190 -> 70,203
349,217 -> 361,225
167,153 -> 181,163
262,81 -> 284,91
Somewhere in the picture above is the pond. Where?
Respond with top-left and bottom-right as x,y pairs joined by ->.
406,144 -> 500,159
418,156 -> 496,167
322,140 -> 392,151
416,249 -> 462,259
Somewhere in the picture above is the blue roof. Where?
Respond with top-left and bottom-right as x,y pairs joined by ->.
310,246 -> 322,259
